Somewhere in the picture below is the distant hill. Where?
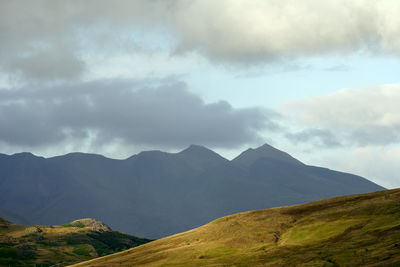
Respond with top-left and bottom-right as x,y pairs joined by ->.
71,188 -> 400,267
0,144 -> 384,238
0,218 -> 150,267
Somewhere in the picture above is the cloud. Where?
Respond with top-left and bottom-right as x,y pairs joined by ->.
283,84 -> 400,146
315,146 -> 400,189
0,0 -> 154,82
4,46 -> 85,81
167,0 -> 400,63
0,1 -> 84,81
285,128 -> 342,148
0,79 -> 275,150
1,0 -> 400,81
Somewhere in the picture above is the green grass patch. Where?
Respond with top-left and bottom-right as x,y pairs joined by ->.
203,245 -> 236,258
63,222 -> 85,228
63,234 -> 87,245
86,231 -> 151,256
280,219 -> 362,246
74,222 -> 85,228
0,247 -> 18,258
0,257 -> 20,266
37,240 -> 61,247
48,248 -> 60,254
21,233 -> 37,238
64,251 -> 74,256
0,242 -> 17,247
0,246 -> 37,260
72,244 -> 92,257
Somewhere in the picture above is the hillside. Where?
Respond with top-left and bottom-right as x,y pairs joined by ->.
0,144 -> 384,238
0,218 -> 150,267
72,188 -> 400,267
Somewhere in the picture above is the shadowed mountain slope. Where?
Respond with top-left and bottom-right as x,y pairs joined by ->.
0,144 -> 384,238
71,188 -> 400,267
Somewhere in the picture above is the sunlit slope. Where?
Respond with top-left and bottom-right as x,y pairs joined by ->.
0,218 -> 150,267
72,188 -> 400,266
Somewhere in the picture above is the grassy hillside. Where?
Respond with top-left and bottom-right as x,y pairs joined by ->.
0,218 -> 150,267
73,188 -> 400,266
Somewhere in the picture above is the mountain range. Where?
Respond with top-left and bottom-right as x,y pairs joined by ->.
0,144 -> 384,239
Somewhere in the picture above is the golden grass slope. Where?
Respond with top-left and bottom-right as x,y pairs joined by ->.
72,188 -> 400,266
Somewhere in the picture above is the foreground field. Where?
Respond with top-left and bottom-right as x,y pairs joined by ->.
72,188 -> 400,266
0,218 -> 150,266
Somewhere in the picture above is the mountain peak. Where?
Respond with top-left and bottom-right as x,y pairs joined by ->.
178,144 -> 228,165
12,152 -> 37,158
232,143 -> 303,166
256,143 -> 276,150
9,152 -> 44,161
180,144 -> 211,154
60,152 -> 108,160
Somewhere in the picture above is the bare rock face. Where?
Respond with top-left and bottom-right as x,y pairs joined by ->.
70,218 -> 111,232
25,226 -> 42,234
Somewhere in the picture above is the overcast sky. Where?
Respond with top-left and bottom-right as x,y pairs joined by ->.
1,0 -> 400,188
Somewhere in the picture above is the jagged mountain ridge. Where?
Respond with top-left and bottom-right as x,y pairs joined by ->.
0,144 -> 384,238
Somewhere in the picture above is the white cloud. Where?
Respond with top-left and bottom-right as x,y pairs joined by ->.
283,84 -> 400,146
1,0 -> 400,82
167,0 -> 400,63
314,146 -> 400,189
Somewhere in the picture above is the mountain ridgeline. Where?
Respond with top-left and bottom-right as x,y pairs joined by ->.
0,144 -> 384,239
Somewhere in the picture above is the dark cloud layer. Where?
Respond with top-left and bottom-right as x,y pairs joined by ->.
0,79 -> 274,149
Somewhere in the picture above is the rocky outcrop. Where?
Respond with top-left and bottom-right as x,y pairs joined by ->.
25,226 -> 42,234
70,218 -> 111,232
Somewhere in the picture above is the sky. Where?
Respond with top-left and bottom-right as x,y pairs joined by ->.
0,0 -> 400,188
